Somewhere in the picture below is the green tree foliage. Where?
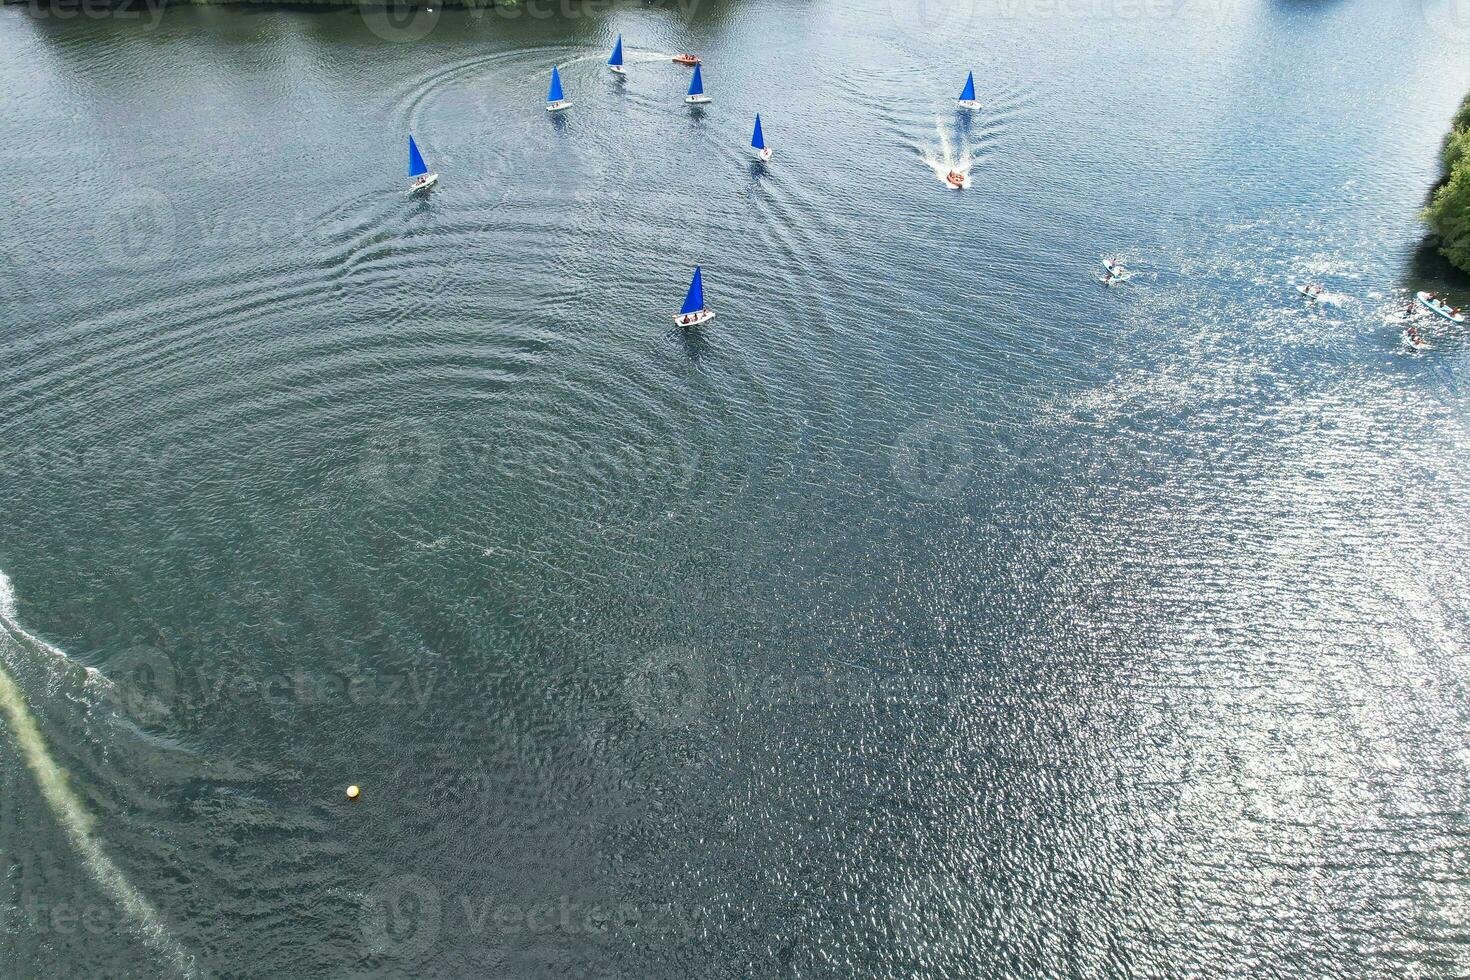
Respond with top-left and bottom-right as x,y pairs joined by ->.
1423,92 -> 1470,274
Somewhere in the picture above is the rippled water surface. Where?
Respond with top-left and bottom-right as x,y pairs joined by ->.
3,0 -> 1470,976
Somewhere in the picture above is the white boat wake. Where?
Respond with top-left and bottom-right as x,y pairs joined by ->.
627,50 -> 686,64
556,49 -> 678,71
0,572 -> 109,691
920,117 -> 979,185
0,571 -> 197,978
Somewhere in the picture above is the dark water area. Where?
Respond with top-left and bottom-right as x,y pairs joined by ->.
2,0 -> 1470,976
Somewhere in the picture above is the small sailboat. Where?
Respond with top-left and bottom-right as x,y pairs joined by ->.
1416,290 -> 1466,324
674,266 -> 715,326
751,114 -> 771,161
407,136 -> 437,194
673,53 -> 700,66
956,71 -> 978,110
685,63 -> 711,104
608,35 -> 626,75
546,66 -> 571,112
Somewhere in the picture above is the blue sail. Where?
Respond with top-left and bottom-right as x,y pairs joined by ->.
609,35 -> 623,67
408,136 -> 428,178
680,267 -> 705,315
548,66 -> 565,103
751,114 -> 765,150
959,71 -> 975,102
687,63 -> 704,97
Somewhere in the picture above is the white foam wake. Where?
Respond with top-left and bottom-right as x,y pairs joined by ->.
920,116 -> 980,185
557,49 -> 685,71
0,571 -> 109,692
0,571 -> 195,977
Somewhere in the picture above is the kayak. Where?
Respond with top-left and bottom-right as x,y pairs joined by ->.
1415,290 -> 1466,324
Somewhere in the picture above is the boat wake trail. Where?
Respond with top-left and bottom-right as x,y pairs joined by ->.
0,571 -> 197,978
0,572 -> 110,693
920,116 -> 979,184
558,50 -> 683,70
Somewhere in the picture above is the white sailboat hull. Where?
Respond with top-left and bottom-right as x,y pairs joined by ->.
674,309 -> 715,327
409,173 -> 438,194
610,64 -> 626,74
955,99 -> 979,110
546,100 -> 572,112
685,95 -> 712,104
756,148 -> 772,161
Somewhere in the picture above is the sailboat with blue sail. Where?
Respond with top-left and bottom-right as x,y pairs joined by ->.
956,70 -> 978,109
751,113 -> 771,161
546,66 -> 571,112
407,135 -> 437,193
685,63 -> 711,105
674,266 -> 715,326
608,35 -> 626,74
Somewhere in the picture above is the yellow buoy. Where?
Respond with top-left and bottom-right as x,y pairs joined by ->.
346,785 -> 360,801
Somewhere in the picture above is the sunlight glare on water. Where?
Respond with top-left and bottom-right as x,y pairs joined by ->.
1,0 -> 1469,975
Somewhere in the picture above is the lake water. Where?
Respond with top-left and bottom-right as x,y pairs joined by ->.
3,0 -> 1470,975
